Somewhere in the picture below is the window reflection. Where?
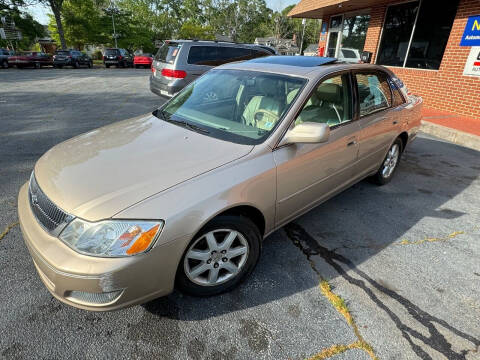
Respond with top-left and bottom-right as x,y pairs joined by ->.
339,14 -> 370,63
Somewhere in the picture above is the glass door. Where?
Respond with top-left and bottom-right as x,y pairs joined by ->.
326,15 -> 343,57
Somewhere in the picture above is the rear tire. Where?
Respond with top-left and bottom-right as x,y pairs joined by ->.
105,64 -> 110,68
34,62 -> 40,69
74,61 -> 79,69
2,60 -> 8,69
176,216 -> 261,297
88,61 -> 92,68
371,138 -> 403,185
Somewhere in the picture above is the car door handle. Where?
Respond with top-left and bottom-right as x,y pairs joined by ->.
393,121 -> 398,125
347,140 -> 357,147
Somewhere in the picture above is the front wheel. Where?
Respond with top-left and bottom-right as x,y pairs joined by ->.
372,138 -> 403,185
177,216 -> 261,296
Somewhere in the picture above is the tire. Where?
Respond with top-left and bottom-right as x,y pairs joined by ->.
88,61 -> 92,68
74,61 -> 79,69
2,60 -> 8,69
105,64 -> 110,68
176,215 -> 261,296
134,64 -> 139,69
371,138 -> 403,185
34,62 -> 40,69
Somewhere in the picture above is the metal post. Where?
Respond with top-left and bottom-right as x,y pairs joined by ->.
300,18 -> 306,55
112,12 -> 117,48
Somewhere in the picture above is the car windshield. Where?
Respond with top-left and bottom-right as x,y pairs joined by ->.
56,51 -> 70,55
155,69 -> 307,145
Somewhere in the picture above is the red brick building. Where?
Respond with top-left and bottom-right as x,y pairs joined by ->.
289,0 -> 480,120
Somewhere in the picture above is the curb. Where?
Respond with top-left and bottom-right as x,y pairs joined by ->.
420,120 -> 480,151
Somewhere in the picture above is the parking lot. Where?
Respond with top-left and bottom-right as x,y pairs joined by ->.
1,67 -> 480,360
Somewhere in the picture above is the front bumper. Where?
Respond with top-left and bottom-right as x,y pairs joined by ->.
18,183 -> 187,311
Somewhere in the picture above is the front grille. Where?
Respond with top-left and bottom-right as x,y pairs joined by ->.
29,174 -> 70,233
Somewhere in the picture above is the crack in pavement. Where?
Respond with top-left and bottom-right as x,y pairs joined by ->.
284,224 -> 377,360
284,222 -> 480,360
0,222 -> 19,241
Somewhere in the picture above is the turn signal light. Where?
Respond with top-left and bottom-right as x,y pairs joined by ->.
161,69 -> 187,79
126,224 -> 160,255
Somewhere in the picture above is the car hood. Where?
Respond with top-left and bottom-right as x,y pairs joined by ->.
34,114 -> 253,221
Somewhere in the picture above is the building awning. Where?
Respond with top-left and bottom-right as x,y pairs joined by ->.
288,0 -> 382,18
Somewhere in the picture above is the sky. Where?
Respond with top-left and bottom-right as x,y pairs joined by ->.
24,0 -> 300,26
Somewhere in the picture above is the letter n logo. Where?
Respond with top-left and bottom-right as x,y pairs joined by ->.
473,19 -> 480,31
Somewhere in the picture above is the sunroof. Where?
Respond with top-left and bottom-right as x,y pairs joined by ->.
248,56 -> 338,67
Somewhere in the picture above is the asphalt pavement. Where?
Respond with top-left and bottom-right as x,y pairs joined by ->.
0,67 -> 479,360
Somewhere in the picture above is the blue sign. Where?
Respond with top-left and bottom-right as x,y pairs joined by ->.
321,22 -> 327,34
460,15 -> 480,46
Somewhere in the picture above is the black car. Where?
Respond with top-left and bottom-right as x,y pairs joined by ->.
103,48 -> 134,68
53,50 -> 92,68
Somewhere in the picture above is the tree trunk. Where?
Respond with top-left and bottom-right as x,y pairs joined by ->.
50,0 -> 67,50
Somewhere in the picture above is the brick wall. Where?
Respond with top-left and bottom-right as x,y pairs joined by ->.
316,0 -> 480,119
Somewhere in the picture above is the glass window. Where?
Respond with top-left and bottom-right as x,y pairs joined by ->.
405,0 -> 458,69
187,46 -> 221,65
155,43 -> 181,64
330,15 -> 343,30
295,74 -> 352,127
376,2 -> 419,67
339,14 -> 370,63
219,47 -> 252,62
356,73 -> 392,116
157,69 -> 306,145
327,32 -> 339,57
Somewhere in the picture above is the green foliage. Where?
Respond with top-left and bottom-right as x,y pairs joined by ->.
43,0 -> 321,54
0,7 -> 46,50
177,21 -> 215,40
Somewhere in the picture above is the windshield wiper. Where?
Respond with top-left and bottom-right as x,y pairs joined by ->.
154,109 -> 210,134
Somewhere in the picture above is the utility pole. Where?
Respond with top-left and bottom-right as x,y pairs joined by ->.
105,2 -> 120,48
299,18 -> 306,55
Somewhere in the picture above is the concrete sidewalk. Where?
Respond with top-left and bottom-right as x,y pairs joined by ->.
420,108 -> 480,151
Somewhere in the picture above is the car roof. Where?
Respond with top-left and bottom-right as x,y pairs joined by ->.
217,56 -> 393,78
164,40 -> 267,48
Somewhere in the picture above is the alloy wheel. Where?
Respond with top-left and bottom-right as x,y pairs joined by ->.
382,143 -> 400,178
184,229 -> 249,286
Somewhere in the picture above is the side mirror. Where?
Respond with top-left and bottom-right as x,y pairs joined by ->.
280,122 -> 330,146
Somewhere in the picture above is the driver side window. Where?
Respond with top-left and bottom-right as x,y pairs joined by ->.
295,74 -> 352,128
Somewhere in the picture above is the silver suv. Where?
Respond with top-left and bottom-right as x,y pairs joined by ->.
150,40 -> 276,98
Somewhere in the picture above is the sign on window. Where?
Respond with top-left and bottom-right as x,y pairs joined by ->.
460,15 -> 480,46
463,46 -> 480,77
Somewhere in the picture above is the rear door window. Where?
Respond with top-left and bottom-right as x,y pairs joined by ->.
156,43 -> 181,64
355,72 -> 392,117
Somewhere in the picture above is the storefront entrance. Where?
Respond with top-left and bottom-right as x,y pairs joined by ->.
326,12 -> 370,63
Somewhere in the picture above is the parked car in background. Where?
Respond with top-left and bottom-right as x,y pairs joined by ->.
0,48 -> 14,68
53,50 -> 93,69
103,48 -> 134,68
338,48 -> 361,63
18,56 -> 422,311
134,53 -> 153,68
150,40 -> 276,98
8,51 -> 53,69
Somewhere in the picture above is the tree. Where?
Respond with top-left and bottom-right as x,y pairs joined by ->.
35,0 -> 67,49
0,3 -> 45,50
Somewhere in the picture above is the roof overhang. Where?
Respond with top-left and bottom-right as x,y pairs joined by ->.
288,0 -> 384,18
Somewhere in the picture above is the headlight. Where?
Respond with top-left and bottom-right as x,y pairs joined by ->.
59,219 -> 163,257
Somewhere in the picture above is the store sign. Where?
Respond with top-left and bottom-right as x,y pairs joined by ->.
463,46 -> 480,76
460,15 -> 480,46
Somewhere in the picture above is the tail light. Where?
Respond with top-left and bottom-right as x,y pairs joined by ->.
103,55 -> 106,60
151,64 -> 155,73
68,55 -> 72,58
118,55 -> 123,60
161,69 -> 187,79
